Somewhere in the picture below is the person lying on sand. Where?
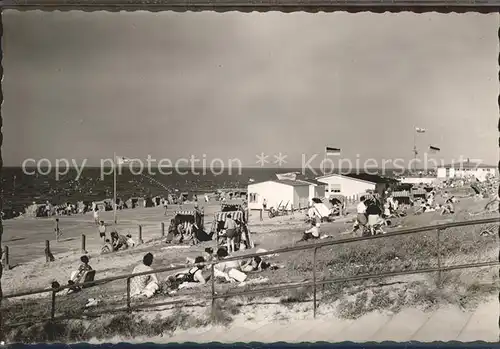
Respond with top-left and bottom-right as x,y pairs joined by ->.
212,247 -> 245,282
130,253 -> 159,299
176,256 -> 210,286
166,257 -> 211,291
240,256 -> 282,273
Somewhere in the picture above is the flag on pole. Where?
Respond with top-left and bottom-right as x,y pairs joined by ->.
429,146 -> 441,153
325,147 -> 341,156
415,127 -> 426,133
116,156 -> 132,165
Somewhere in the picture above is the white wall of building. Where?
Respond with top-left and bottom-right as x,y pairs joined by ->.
316,175 -> 376,198
293,185 -> 311,209
314,185 -> 326,200
400,177 -> 437,185
247,181 -> 296,210
437,167 -> 497,182
436,168 -> 447,179
305,184 -> 327,203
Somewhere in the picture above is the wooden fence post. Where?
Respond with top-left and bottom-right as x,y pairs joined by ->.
138,225 -> 143,244
3,246 -> 10,271
45,240 -> 55,262
81,234 -> 87,254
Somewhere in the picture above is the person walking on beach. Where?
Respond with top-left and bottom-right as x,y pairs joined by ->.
45,201 -> 53,217
54,218 -> 62,242
351,196 -> 368,236
162,198 -> 168,216
93,207 -> 100,225
260,198 -> 267,222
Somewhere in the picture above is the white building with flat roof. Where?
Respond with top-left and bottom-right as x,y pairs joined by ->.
436,162 -> 497,182
247,179 -> 311,211
316,174 -> 377,199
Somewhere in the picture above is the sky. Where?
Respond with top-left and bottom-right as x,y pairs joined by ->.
3,11 -> 499,169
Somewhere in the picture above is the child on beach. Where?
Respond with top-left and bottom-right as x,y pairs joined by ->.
98,221 -> 106,241
54,218 -> 62,242
93,208 -> 100,225
163,199 -> 168,216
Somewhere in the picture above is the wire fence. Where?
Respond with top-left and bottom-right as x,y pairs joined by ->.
2,216 -> 499,328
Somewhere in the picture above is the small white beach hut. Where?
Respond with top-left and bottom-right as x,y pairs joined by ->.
247,179 -> 310,211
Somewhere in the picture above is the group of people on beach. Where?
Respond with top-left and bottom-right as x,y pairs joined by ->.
350,195 -> 389,236
97,220 -> 136,254
127,246 -> 277,299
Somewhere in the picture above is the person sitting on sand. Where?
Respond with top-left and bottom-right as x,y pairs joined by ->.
101,239 -> 114,254
202,247 -> 216,262
130,253 -> 159,299
66,255 -> 93,294
165,219 -> 177,244
441,197 -> 455,215
111,231 -> 129,251
177,223 -> 186,240
70,255 -> 92,283
126,234 -> 136,247
297,221 -> 320,242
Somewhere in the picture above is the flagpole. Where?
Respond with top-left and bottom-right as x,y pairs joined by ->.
413,127 -> 417,174
113,152 -> 117,224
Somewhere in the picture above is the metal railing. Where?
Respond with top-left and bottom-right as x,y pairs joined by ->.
2,216 -> 499,327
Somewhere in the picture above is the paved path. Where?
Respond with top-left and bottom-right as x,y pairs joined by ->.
161,298 -> 499,343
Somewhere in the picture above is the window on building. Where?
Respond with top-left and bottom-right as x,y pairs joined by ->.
249,193 -> 258,203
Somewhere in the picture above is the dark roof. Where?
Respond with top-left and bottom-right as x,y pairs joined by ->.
249,179 -> 310,187
344,173 -> 399,184
295,176 -> 325,186
316,173 -> 399,184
